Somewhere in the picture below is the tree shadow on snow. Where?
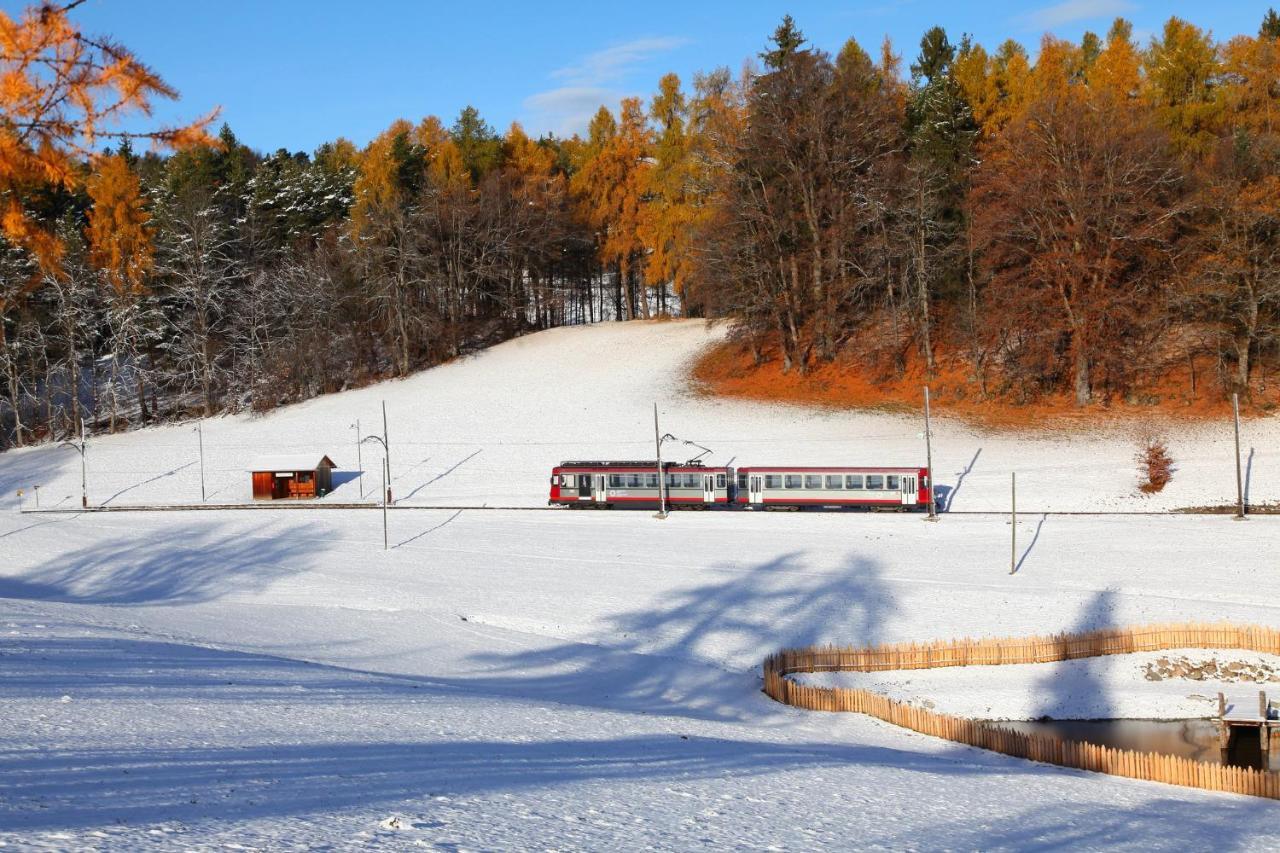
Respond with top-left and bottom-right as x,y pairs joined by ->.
1032,589 -> 1119,721
0,520 -> 321,606
439,550 -> 899,724
877,793 -> 1276,851
0,627 -> 1085,834
0,444 -> 75,511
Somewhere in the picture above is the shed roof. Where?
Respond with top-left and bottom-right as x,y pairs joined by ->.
248,454 -> 336,473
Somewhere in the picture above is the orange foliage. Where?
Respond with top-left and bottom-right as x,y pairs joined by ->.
0,1 -> 216,277
85,152 -> 152,296
570,98 -> 652,316
692,331 -> 1271,431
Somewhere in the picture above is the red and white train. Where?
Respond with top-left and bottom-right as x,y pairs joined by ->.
549,460 -> 931,511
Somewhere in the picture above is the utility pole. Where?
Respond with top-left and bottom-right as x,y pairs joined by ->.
382,400 -> 391,484
196,422 -> 206,502
381,456 -> 389,550
654,403 -> 667,519
1010,471 -> 1017,575
60,420 -> 88,508
362,434 -> 390,546
1233,392 -> 1246,520
352,419 -> 364,499
924,385 -> 937,521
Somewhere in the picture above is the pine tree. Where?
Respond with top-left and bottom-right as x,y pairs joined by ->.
1262,8 -> 1280,39
905,26 -> 978,374
451,106 -> 502,182
761,15 -> 806,70
1143,16 -> 1223,153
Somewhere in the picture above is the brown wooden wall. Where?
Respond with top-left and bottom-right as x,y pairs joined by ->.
251,471 -> 275,500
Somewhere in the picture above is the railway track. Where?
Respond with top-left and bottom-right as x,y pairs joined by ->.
15,504 -> 1275,516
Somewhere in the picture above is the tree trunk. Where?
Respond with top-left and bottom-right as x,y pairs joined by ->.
1235,334 -> 1252,394
633,257 -> 649,320
1073,342 -> 1092,406
915,187 -> 935,376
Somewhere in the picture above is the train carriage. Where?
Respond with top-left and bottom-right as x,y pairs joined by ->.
734,466 -> 931,510
549,460 -> 732,509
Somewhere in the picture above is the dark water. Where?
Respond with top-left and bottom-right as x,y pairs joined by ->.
995,718 -> 1279,771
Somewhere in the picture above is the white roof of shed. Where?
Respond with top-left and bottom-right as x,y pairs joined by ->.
248,454 -> 336,473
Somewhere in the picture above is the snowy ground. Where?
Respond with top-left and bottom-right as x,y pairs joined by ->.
4,321 -> 1280,849
798,650 -> 1280,721
1,320 -> 1275,513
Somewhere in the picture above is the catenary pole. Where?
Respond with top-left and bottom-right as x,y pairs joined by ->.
79,419 -> 87,509
353,419 -> 364,499
1234,392 -> 1246,520
655,403 -> 666,518
1010,471 -> 1017,574
382,400 -> 391,484
196,422 -> 205,502
924,385 -> 937,521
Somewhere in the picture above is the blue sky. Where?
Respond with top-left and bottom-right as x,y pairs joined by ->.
22,0 -> 1269,154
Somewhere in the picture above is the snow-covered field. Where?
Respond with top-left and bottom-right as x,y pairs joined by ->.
2,320 -> 1276,513
4,320 -> 1280,850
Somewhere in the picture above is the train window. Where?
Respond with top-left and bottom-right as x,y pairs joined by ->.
738,473 -> 748,489
559,474 -> 571,488
866,474 -> 885,490
804,475 -> 822,489
765,475 -> 782,489
716,474 -> 726,489
784,474 -> 802,489
683,473 -> 699,488
608,474 -> 624,487
845,474 -> 863,489
886,475 -> 900,490
626,473 -> 642,488
646,473 -> 659,488
666,473 -> 679,487
825,475 -> 843,489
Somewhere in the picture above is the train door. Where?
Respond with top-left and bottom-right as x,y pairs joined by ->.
577,474 -> 591,500
901,474 -> 917,506
749,475 -> 764,505
593,474 -> 608,503
703,474 -> 716,504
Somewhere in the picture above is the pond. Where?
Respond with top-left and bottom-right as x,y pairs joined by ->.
995,718 -> 1279,772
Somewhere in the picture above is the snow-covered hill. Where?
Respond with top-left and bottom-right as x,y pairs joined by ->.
2,319 -> 1275,512
3,320 -> 1280,849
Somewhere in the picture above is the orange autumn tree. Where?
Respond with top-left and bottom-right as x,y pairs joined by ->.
0,2 -> 215,272
85,150 -> 152,295
639,73 -> 693,315
572,99 -> 653,319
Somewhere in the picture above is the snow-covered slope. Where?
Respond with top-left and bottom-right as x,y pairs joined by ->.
4,320 -> 1280,849
2,319 -> 1275,512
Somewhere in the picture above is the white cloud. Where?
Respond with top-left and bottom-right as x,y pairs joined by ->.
523,86 -> 620,138
552,36 -> 692,86
523,35 -> 690,137
1018,0 -> 1136,31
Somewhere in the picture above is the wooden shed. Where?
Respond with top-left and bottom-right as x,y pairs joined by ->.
249,455 -> 336,500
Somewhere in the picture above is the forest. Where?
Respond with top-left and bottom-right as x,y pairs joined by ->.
2,5 -> 1280,447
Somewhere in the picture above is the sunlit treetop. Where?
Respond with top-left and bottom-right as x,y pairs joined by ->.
0,0 -> 217,271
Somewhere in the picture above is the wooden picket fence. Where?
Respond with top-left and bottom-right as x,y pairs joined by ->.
763,622 -> 1280,800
